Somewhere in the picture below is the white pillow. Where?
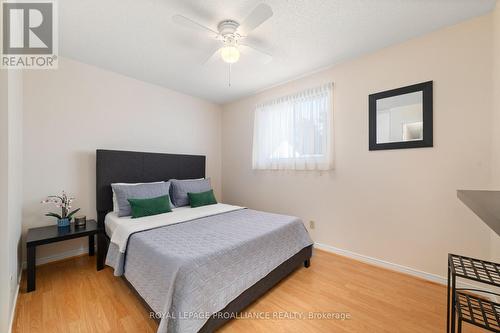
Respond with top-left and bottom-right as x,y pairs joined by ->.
111,181 -> 164,212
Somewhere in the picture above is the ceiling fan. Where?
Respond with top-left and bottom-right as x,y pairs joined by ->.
172,3 -> 274,85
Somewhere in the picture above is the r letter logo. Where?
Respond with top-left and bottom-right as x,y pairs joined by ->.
1,0 -> 58,69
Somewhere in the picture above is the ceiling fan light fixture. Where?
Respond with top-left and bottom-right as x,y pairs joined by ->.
220,45 -> 240,64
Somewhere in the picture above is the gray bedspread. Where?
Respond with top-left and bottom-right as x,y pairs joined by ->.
106,208 -> 313,333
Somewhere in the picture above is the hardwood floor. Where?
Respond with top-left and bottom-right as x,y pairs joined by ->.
13,249 -> 482,333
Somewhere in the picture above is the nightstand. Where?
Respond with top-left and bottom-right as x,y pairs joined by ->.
26,220 -> 100,292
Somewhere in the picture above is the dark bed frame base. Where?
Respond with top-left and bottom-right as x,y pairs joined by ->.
199,245 -> 312,332
122,245 -> 313,332
95,150 -> 313,332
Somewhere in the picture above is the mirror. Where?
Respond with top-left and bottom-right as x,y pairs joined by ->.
369,81 -> 433,150
376,91 -> 423,144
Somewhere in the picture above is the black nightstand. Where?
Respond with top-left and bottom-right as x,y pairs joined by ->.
26,220 -> 100,292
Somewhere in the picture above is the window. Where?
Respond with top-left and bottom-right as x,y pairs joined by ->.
252,83 -> 333,170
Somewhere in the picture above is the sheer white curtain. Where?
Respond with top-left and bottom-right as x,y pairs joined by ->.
252,83 -> 333,170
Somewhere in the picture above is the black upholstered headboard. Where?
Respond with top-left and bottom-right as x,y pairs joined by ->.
96,149 -> 206,229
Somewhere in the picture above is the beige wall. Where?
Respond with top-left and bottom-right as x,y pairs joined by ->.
22,57 -> 222,262
492,1 -> 500,187
222,15 -> 495,278
491,1 -> 500,262
0,70 -> 24,333
0,69 -> 10,333
7,70 -> 23,330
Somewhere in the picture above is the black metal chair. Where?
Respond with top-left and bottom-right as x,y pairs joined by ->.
447,254 -> 500,333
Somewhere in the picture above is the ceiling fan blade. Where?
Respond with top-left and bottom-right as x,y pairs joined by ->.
203,46 -> 222,65
239,3 -> 273,34
239,43 -> 273,64
172,14 -> 218,35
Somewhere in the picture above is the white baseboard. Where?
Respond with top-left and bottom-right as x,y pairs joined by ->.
21,246 -> 93,269
8,274 -> 21,333
314,242 -> 495,291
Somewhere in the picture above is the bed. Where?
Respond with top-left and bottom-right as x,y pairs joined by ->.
96,149 -> 313,333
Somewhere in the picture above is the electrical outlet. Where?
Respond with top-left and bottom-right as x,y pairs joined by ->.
309,220 -> 315,229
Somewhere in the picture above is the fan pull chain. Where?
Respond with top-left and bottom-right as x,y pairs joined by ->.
228,63 -> 232,87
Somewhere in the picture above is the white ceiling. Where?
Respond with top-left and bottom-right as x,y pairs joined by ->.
60,0 -> 496,104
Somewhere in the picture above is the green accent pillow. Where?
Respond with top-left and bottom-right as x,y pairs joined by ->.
127,195 -> 172,218
188,189 -> 218,208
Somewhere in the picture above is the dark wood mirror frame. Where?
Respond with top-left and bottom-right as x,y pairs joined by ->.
369,81 -> 433,151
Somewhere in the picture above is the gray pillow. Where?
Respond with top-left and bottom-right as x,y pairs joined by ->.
170,178 -> 211,207
112,182 -> 174,217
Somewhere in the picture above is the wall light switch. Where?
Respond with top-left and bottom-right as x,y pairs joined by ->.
309,220 -> 315,229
